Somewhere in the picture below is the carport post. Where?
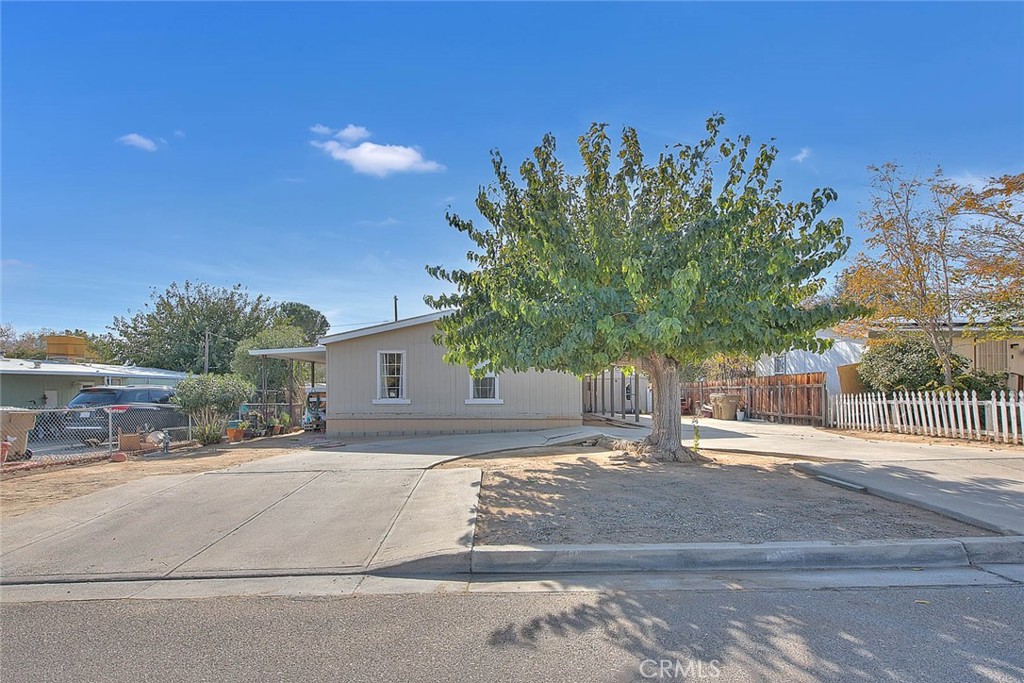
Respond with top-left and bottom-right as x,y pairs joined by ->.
609,367 -> 615,417
634,373 -> 640,422
600,370 -> 606,414
620,368 -> 626,419
288,361 -> 295,426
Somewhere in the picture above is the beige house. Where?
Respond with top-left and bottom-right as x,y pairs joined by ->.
951,334 -> 1024,391
318,312 -> 582,436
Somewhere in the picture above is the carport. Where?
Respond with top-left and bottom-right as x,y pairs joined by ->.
247,346 -> 327,425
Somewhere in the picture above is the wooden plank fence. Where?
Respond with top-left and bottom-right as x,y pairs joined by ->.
681,373 -> 827,425
831,389 -> 1024,445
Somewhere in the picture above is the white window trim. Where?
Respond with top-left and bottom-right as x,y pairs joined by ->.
466,370 -> 503,405
374,350 -> 410,404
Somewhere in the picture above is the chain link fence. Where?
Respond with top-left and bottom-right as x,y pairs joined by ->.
1,406 -> 194,468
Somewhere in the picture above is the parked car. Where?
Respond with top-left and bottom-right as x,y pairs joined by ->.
64,386 -> 187,444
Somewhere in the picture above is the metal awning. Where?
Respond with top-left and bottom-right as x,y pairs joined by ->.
248,346 -> 327,363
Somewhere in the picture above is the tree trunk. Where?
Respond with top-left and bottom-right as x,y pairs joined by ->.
926,327 -> 956,387
641,354 -> 697,462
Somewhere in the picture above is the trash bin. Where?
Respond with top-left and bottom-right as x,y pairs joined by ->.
709,394 -> 741,420
1,408 -> 37,462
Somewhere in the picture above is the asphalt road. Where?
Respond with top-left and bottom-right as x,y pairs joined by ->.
3,584 -> 1022,683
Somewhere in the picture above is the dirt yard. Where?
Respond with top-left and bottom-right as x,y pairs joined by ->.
827,428 -> 1024,452
0,433 -> 340,519
437,446 -> 993,545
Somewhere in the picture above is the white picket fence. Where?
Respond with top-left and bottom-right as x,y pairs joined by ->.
831,389 -> 1024,445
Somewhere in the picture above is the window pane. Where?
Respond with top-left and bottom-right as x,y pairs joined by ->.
473,376 -> 496,399
380,353 -> 404,398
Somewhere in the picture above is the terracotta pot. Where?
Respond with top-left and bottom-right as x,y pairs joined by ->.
226,428 -> 244,442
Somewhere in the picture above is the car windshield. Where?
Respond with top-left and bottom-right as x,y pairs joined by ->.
68,390 -> 120,407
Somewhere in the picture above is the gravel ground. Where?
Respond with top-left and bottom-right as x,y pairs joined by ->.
438,447 -> 994,544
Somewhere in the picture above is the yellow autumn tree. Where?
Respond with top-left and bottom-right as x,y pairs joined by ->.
840,163 -> 964,385
942,172 -> 1024,334
841,165 -> 1023,386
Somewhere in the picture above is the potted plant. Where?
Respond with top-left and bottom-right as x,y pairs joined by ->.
279,413 -> 292,433
235,420 -> 251,441
225,420 -> 245,442
736,401 -> 747,421
268,416 -> 281,435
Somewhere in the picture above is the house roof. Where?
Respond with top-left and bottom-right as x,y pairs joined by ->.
0,357 -> 187,381
247,346 -> 327,364
318,311 -> 451,345
872,323 -> 1024,337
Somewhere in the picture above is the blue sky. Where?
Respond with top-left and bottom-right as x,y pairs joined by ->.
3,2 -> 1022,336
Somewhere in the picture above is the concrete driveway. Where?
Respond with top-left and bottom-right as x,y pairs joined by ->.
0,428 -> 602,583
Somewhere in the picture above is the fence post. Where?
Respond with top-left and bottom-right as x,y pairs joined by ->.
107,410 -> 114,454
821,386 -> 828,427
188,415 -> 193,442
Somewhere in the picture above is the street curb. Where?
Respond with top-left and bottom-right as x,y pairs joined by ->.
470,538 -> 977,574
961,536 -> 1024,564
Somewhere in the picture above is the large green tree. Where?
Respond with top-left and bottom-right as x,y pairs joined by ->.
274,302 -> 330,345
110,281 -> 275,373
427,116 -> 858,460
230,324 -> 308,395
0,324 -> 116,362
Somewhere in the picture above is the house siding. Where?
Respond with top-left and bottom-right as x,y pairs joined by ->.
755,334 -> 865,395
324,321 -> 582,436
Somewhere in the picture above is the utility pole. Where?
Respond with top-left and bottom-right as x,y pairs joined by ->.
204,328 -> 210,374
393,295 -> 398,322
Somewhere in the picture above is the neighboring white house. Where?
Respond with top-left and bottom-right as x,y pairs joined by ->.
755,331 -> 865,395
315,312 -> 582,436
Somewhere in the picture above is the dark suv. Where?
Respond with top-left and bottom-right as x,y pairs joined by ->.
64,386 -> 187,444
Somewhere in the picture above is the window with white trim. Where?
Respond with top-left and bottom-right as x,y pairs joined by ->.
374,351 -> 409,403
466,369 -> 502,405
773,353 -> 787,375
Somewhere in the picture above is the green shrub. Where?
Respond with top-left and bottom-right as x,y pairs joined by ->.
173,374 -> 254,445
859,335 -> 1003,393
193,423 -> 225,446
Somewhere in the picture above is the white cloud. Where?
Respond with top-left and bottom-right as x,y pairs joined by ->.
310,124 -> 334,135
949,171 -> 989,191
174,129 -> 186,138
117,133 -> 158,152
336,124 -> 371,143
358,217 -> 401,227
791,147 -> 812,163
312,138 -> 444,177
